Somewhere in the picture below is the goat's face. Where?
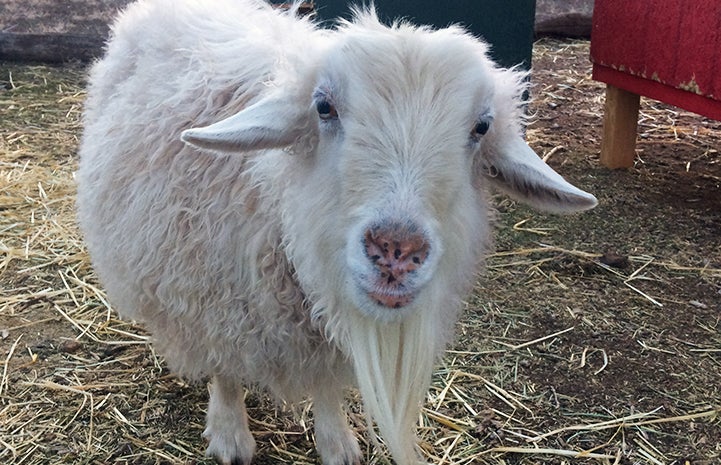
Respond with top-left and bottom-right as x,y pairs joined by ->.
308,26 -> 502,321
181,12 -> 596,464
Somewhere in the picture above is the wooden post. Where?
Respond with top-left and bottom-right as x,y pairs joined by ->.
600,84 -> 641,169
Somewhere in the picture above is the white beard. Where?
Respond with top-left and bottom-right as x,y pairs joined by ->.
343,305 -> 445,465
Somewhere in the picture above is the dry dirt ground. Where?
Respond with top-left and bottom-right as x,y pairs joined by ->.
1,39 -> 719,465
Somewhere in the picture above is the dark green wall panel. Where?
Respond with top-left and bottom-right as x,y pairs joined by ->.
313,1 -> 536,69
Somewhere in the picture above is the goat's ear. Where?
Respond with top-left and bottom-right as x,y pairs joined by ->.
181,93 -> 309,152
480,135 -> 597,213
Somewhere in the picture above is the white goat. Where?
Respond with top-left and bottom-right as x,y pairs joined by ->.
76,1 -> 597,464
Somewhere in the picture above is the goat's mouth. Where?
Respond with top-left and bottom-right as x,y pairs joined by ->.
369,291 -> 415,309
366,284 -> 417,309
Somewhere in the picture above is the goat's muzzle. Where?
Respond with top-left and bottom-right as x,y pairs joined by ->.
363,222 -> 430,308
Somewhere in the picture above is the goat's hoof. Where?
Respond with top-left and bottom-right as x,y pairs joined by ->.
315,428 -> 362,465
203,427 -> 255,465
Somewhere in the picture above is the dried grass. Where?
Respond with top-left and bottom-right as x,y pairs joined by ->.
2,39 -> 720,465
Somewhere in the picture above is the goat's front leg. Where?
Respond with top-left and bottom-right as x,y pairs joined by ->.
312,384 -> 362,465
204,376 -> 256,465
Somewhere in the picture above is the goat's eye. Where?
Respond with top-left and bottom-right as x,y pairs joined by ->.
316,100 -> 338,120
471,120 -> 491,139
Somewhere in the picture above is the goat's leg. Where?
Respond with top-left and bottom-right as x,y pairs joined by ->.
204,376 -> 256,465
312,384 -> 362,465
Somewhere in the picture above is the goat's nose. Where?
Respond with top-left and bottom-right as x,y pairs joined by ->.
363,222 -> 430,284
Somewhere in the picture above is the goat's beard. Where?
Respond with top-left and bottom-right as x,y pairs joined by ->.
343,304 -> 447,465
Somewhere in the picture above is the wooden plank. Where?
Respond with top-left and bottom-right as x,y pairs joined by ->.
599,84 -> 640,169
0,32 -> 105,63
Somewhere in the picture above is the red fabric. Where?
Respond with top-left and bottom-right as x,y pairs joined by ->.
590,0 -> 721,120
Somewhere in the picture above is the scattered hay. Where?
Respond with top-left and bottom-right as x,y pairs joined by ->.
1,39 -> 720,465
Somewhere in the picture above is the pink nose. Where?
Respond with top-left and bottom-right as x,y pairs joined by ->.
363,223 -> 430,307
